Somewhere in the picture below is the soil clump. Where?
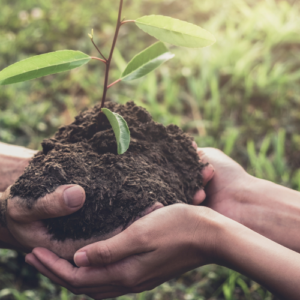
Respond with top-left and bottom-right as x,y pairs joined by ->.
10,101 -> 205,241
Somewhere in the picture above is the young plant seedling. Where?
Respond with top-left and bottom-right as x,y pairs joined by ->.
0,0 -> 215,154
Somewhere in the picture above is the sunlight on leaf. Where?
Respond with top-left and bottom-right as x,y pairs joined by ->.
135,15 -> 216,48
101,108 -> 130,155
121,42 -> 174,81
0,50 -> 91,85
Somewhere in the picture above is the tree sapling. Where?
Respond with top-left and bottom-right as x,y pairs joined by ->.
1,1 -> 216,250
0,0 -> 215,155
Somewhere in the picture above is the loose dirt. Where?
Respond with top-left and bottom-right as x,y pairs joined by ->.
11,101 -> 205,241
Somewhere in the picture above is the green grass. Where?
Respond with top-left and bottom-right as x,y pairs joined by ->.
1,0 -> 300,299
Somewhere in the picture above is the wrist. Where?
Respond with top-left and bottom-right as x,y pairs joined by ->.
214,216 -> 251,267
193,206 -> 230,264
236,175 -> 296,229
228,174 -> 262,224
236,176 -> 300,252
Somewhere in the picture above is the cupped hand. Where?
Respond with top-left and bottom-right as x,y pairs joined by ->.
1,184 -> 86,258
26,204 -> 223,299
192,144 -> 255,222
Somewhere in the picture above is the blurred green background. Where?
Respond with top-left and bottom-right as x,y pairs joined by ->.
0,0 -> 299,299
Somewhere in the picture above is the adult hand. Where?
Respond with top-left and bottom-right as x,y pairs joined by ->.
26,202 -> 300,300
192,144 -> 254,223
193,145 -> 300,255
26,204 -> 223,299
0,184 -> 86,259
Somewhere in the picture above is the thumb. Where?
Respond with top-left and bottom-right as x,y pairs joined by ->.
74,228 -> 151,267
7,185 -> 85,223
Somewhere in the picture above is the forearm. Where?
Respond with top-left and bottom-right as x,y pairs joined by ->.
0,142 -> 36,191
218,218 -> 300,300
0,142 -> 36,249
237,176 -> 300,253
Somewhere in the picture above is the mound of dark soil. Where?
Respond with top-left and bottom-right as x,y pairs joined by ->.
10,101 -> 205,241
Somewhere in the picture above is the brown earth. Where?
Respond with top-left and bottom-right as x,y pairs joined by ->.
10,101 -> 205,241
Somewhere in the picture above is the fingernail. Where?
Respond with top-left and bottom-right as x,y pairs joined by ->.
74,252 -> 90,267
64,186 -> 84,208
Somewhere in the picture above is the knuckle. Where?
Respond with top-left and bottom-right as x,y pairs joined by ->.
36,188 -> 63,217
39,193 -> 56,215
95,243 -> 112,265
119,270 -> 140,289
130,227 -> 148,246
38,203 -> 51,217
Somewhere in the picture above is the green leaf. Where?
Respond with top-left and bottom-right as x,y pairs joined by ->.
135,15 -> 216,48
0,50 -> 91,85
121,42 -> 174,81
101,108 -> 130,155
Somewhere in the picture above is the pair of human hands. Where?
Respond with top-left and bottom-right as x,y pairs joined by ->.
16,146 -> 252,299
0,142 -> 213,254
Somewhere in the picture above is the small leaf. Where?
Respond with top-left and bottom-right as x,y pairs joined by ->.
101,108 -> 130,155
88,33 -> 93,39
0,50 -> 91,85
121,42 -> 174,81
135,15 -> 216,48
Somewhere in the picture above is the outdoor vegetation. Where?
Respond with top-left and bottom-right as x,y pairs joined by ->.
0,0 -> 300,299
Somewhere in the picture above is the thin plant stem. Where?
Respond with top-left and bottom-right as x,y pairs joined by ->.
100,0 -> 124,110
91,57 -> 107,64
107,79 -> 121,89
91,39 -> 107,61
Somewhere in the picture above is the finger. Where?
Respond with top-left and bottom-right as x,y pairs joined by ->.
32,247 -> 79,282
202,163 -> 215,186
25,253 -> 71,288
8,185 -> 85,222
197,148 -> 208,163
193,189 -> 206,205
196,148 -> 215,185
32,247 -> 125,287
75,226 -> 152,267
27,252 -> 127,295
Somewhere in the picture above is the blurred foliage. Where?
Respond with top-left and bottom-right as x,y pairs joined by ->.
0,0 -> 300,299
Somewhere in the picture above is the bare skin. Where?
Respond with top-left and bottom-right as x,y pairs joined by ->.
11,142 -> 300,298
26,204 -> 300,300
25,146 -> 300,299
195,146 -> 300,253
1,185 -> 94,259
0,142 -> 214,260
